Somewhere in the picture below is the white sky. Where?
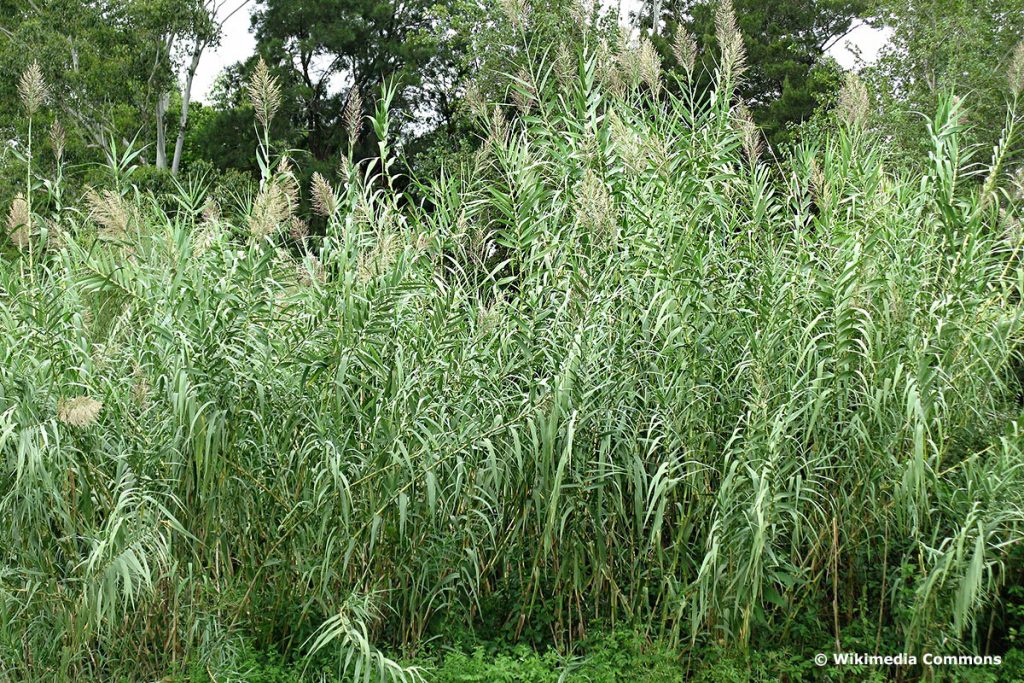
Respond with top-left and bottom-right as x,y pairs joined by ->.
192,3 -> 891,103
193,3 -> 256,102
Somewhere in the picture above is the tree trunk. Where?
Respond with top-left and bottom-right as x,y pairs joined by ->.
172,47 -> 204,176
651,0 -> 661,35
156,91 -> 169,170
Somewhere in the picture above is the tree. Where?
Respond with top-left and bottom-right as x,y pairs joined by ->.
866,0 -> 1024,162
244,0 -> 442,162
144,0 -> 216,171
402,0 -> 614,176
162,0 -> 252,175
0,1 -> 160,154
642,0 -> 868,144
0,0 -> 209,169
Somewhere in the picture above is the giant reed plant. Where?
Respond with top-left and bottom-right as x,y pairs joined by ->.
3,10 -> 1024,680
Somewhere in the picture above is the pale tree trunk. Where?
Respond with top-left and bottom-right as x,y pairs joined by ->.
651,0 -> 661,35
169,0 -> 253,175
156,91 -> 170,170
172,48 -> 204,175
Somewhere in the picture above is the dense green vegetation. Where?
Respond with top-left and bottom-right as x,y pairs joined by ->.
5,1 -> 1024,681
5,0 -> 1022,196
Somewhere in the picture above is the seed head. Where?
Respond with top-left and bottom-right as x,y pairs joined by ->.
339,155 -> 354,185
85,189 -> 133,240
488,107 -> 509,147
49,120 -> 66,162
43,218 -> 67,250
289,217 -> 309,243
512,68 -> 537,115
615,35 -> 641,90
637,38 -> 661,94
249,159 -> 299,240
575,169 -> 616,241
6,193 -> 30,249
609,110 -> 646,173
310,180 -> 336,225
673,29 -> 698,78
250,183 -> 293,239
58,396 -> 103,428
1010,41 -> 1024,97
464,83 -> 487,120
597,39 -> 626,97
193,224 -> 219,254
571,0 -> 596,27
18,61 -> 48,115
132,363 -> 150,408
837,73 -> 870,129
715,0 -> 746,79
356,232 -> 399,283
808,158 -> 830,206
555,44 -> 576,90
201,197 -> 221,224
247,58 -> 281,128
297,254 -> 326,286
344,85 -> 363,147
499,0 -> 529,28
476,291 -> 505,334
310,172 -> 338,218
733,103 -> 762,163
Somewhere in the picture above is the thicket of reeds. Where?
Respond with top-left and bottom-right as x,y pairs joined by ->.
4,4 -> 1024,680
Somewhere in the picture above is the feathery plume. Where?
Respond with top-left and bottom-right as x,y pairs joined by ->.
555,44 -> 576,90
42,218 -> 67,250
18,61 -> 48,115
339,155 -> 354,185
512,68 -> 537,115
715,0 -> 746,78
85,189 -> 133,240
247,58 -> 281,128
344,85 -> 363,146
575,169 -> 616,241
615,34 -> 641,90
809,158 -> 830,206
193,224 -> 219,254
637,38 -> 661,94
673,28 -> 698,78
1010,41 -> 1024,97
734,103 -> 762,163
597,39 -> 626,97
297,254 -> 326,286
608,110 -> 646,173
489,107 -> 509,147
49,120 -> 66,162
476,291 -> 505,334
58,396 -> 103,428
499,0 -> 529,29
193,198 -> 222,253
249,183 -> 292,239
464,83 -> 487,120
6,193 -> 30,249
132,363 -> 150,408
356,232 -> 399,283
289,217 -> 309,243
201,197 -> 221,224
837,73 -> 870,128
249,159 -> 299,239
571,0 -> 596,27
310,172 -> 339,218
